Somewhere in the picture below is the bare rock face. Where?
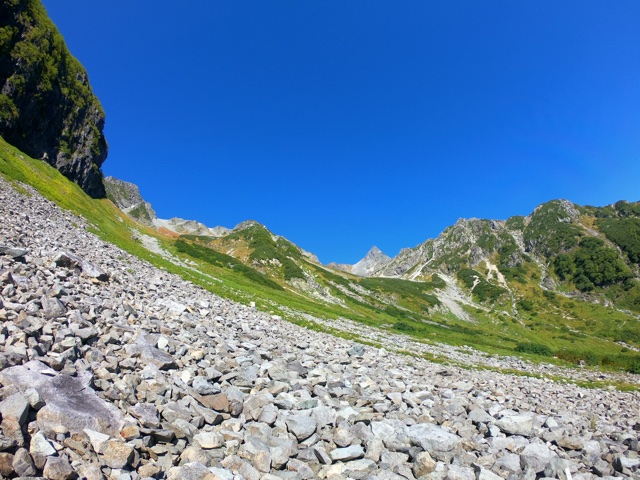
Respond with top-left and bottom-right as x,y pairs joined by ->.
103,176 -> 157,225
0,0 -> 108,198
351,246 -> 393,277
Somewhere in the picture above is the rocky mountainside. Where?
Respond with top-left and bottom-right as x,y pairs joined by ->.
2,163 -> 640,480
0,0 -> 108,198
154,218 -> 231,238
104,176 -> 157,226
369,199 -> 640,313
104,176 -> 230,237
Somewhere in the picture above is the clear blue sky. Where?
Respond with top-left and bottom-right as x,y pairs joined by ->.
42,1 -> 640,264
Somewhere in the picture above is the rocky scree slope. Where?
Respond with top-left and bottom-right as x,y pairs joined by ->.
0,0 -> 108,198
1,180 -> 640,479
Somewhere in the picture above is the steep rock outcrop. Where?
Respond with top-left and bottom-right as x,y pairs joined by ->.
0,0 -> 108,197
104,176 -> 156,226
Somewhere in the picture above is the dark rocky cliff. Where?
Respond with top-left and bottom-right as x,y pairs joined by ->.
0,0 -> 108,197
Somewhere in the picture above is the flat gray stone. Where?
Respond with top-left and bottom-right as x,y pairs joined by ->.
468,408 -> 495,425
330,444 -> 365,462
520,442 -> 556,473
496,414 -> 534,437
193,431 -> 224,449
0,245 -> 29,258
53,250 -> 109,281
129,403 -> 160,428
0,393 -> 30,425
0,360 -> 124,436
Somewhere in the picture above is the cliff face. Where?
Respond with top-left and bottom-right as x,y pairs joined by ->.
104,177 -> 157,226
0,0 -> 108,197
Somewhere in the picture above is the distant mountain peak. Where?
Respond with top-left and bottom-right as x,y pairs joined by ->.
351,246 -> 392,277
233,220 -> 263,232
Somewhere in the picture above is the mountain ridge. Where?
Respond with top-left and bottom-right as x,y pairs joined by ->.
109,174 -> 640,324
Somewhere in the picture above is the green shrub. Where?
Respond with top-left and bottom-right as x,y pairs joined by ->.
553,237 -> 633,292
393,321 -> 416,333
514,342 -> 554,356
517,299 -> 534,312
457,269 -> 507,303
385,305 -> 406,318
628,356 -> 640,374
429,274 -> 446,289
598,217 -> 640,264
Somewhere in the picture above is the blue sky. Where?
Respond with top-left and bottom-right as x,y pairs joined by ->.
42,1 -> 640,264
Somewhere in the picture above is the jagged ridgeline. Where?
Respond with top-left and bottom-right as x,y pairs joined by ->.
375,199 -> 640,312
0,0 -> 108,197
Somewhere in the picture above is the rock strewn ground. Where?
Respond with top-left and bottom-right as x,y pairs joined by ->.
0,176 -> 639,480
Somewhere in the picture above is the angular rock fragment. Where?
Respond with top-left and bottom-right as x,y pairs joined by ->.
285,414 -> 317,441
329,444 -> 365,462
12,447 -> 36,477
407,423 -> 461,458
43,455 -> 75,480
0,245 -> 29,258
0,392 -> 30,425
53,250 -> 109,281
99,439 -> 134,469
126,333 -> 178,370
495,413 -> 534,437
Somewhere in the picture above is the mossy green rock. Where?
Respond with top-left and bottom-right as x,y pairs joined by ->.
0,0 -> 108,197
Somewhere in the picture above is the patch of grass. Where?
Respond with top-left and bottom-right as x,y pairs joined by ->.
360,277 -> 440,306
175,239 -> 284,291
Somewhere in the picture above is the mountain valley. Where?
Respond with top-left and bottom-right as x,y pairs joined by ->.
0,1 -> 639,478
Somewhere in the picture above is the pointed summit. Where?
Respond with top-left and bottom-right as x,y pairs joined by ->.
351,246 -> 392,277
